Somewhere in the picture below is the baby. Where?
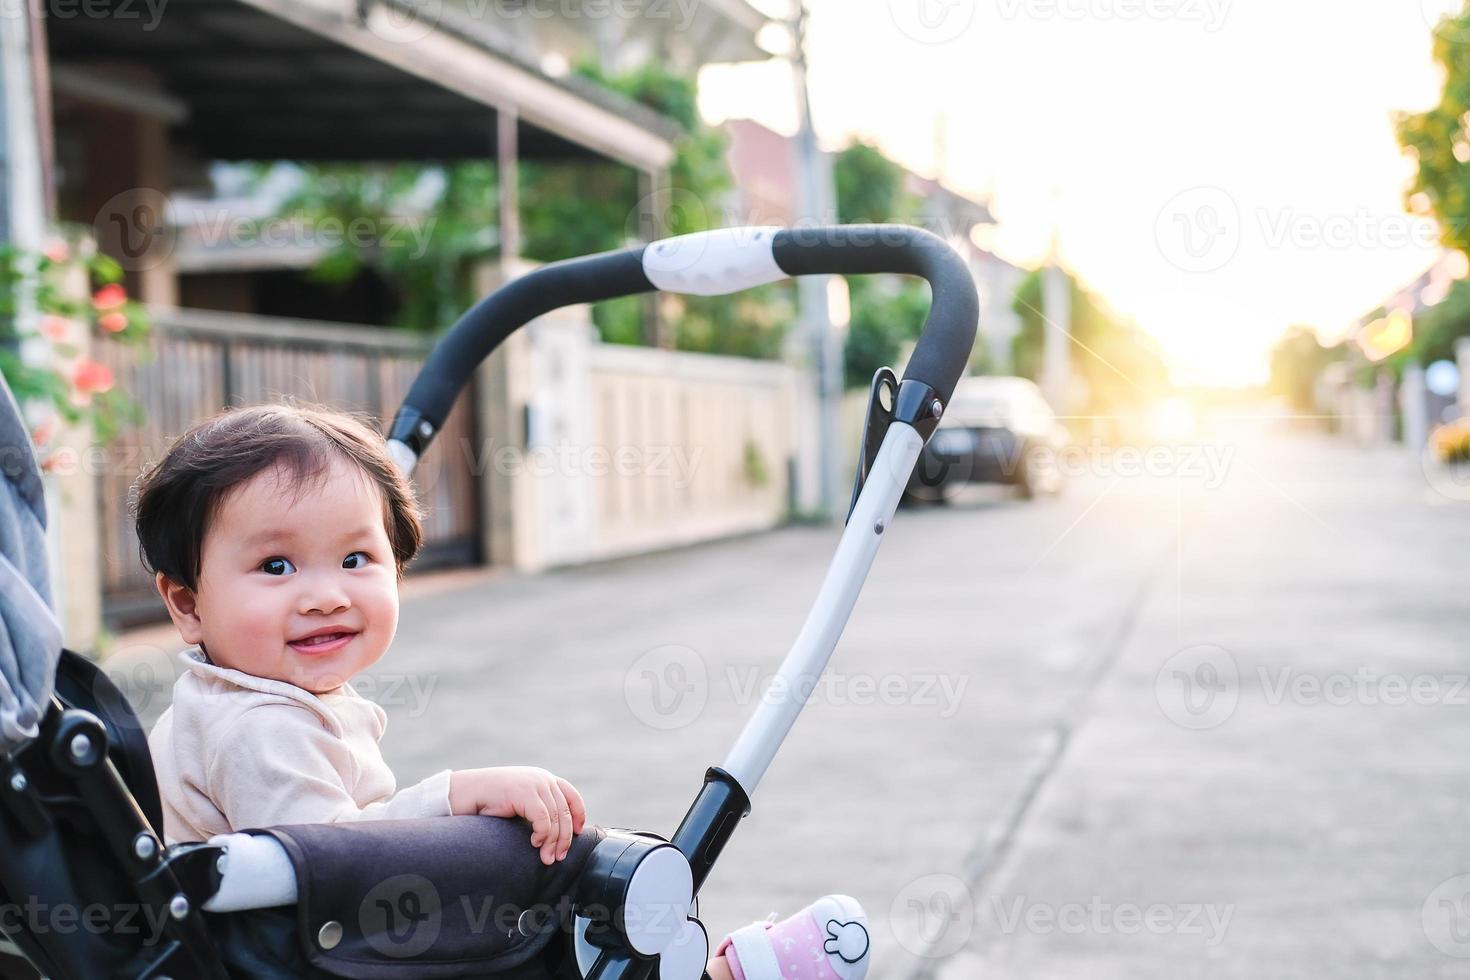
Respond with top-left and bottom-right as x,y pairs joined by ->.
139,404 -> 585,864
139,403 -> 870,980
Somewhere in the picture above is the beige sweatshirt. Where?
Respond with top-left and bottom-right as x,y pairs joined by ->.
148,648 -> 453,844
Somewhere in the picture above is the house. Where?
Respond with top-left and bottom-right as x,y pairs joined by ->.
723,117 -> 1026,374
2,0 -> 804,652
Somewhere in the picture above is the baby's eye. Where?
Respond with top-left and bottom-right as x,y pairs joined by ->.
260,557 -> 296,576
342,551 -> 371,570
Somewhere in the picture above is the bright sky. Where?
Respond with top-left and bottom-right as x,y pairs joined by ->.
699,0 -> 1453,386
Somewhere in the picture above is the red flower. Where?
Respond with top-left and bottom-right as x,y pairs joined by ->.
42,240 -> 70,264
30,419 -> 54,446
92,284 -> 127,311
72,360 -> 114,395
39,315 -> 70,340
98,311 -> 128,333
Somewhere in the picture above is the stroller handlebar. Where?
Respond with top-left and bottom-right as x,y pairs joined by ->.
387,224 -> 978,466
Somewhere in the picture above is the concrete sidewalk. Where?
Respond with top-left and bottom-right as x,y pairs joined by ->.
107,428 -> 1470,978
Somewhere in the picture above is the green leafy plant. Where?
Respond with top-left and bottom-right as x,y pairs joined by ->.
267,61 -> 791,359
0,232 -> 150,457
741,438 -> 770,489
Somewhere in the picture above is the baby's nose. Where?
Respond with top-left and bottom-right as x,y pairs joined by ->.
300,577 -> 351,614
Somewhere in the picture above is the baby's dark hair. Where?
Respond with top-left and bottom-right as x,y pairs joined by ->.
132,403 -> 423,592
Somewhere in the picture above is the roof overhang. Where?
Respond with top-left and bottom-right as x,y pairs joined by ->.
44,0 -> 678,171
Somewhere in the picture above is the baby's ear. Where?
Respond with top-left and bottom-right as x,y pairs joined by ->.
155,572 -> 203,645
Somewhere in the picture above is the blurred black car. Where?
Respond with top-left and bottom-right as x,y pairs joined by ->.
906,376 -> 1068,502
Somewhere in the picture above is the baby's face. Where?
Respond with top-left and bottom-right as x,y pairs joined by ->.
186,457 -> 400,694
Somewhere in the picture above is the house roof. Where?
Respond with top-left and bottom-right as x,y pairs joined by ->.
45,0 -> 679,170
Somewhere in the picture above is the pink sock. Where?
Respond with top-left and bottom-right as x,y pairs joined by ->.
717,908 -> 853,980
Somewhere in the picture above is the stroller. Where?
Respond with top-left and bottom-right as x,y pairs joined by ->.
0,224 -> 977,979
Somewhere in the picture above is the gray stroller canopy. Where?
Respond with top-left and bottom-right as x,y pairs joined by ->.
0,370 -> 61,756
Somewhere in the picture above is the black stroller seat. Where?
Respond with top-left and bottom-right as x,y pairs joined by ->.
0,647 -> 604,979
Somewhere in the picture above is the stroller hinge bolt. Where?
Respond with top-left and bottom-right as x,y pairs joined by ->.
68,734 -> 92,761
931,399 -> 943,418
132,833 -> 157,861
873,520 -> 885,534
169,894 -> 189,919
8,772 -> 25,792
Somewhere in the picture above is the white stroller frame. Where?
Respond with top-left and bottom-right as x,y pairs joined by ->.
0,223 -> 977,980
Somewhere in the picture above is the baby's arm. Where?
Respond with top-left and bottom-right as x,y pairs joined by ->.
449,766 -> 587,865
205,703 -> 452,829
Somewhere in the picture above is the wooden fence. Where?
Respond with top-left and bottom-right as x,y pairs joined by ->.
97,308 -> 480,626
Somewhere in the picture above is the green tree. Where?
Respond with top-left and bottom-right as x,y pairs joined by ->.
833,142 -> 931,387
1396,6 -> 1470,361
267,62 -> 791,356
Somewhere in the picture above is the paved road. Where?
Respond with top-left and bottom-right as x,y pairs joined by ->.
112,422 -> 1470,978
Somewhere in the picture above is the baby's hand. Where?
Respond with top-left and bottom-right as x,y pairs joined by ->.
448,766 -> 587,865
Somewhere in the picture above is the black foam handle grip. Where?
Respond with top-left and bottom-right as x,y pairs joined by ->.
770,225 -> 978,406
395,225 -> 978,449
400,248 -> 655,429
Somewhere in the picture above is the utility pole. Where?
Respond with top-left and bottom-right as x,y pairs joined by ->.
789,1 -> 843,521
1040,191 -> 1071,412
0,4 -> 46,253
